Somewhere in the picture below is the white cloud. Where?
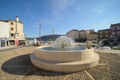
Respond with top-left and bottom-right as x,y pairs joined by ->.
51,0 -> 74,18
23,2 -> 36,20
25,7 -> 35,19
92,8 -> 104,14
98,9 -> 104,14
76,7 -> 82,11
52,0 -> 74,11
42,0 -> 75,27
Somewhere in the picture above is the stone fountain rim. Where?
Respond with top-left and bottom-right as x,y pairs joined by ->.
35,46 -> 93,53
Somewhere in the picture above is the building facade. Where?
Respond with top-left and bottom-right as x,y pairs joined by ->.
79,30 -> 89,38
0,21 -> 9,47
0,17 -> 26,46
98,29 -> 110,40
0,21 -> 9,38
79,30 -> 94,38
86,32 -> 98,40
66,29 -> 79,40
110,23 -> 120,40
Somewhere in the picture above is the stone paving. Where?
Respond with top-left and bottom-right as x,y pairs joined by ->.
0,46 -> 120,80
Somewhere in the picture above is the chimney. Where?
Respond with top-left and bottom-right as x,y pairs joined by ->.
16,16 -> 19,22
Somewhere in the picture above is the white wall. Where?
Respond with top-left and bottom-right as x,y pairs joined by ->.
0,22 -> 9,38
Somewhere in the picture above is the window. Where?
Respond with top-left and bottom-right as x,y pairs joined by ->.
117,26 -> 120,30
11,34 -> 14,37
117,31 -> 120,35
11,27 -> 14,31
112,32 -> 115,35
17,34 -> 19,37
11,22 -> 14,25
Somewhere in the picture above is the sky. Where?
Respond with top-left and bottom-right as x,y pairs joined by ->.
0,0 -> 120,37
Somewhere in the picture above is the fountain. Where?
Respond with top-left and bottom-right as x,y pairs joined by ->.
53,36 -> 74,48
30,36 -> 99,72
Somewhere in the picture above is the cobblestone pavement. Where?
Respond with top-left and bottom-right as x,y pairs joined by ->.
0,46 -> 120,80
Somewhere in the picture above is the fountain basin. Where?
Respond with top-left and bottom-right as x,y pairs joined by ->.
34,46 -> 95,62
30,46 -> 99,72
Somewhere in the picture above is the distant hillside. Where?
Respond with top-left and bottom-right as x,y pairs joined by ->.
37,34 -> 64,41
26,37 -> 35,40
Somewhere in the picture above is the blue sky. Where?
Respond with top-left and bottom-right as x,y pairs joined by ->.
0,0 -> 120,37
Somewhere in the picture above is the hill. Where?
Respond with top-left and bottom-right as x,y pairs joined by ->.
37,34 -> 64,41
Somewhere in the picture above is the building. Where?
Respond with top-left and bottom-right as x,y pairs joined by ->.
110,23 -> 120,40
79,30 -> 94,38
79,30 -> 90,38
66,29 -> 79,40
0,21 -> 9,38
0,16 -> 26,46
98,29 -> 110,40
0,21 -> 9,47
79,30 -> 98,40
86,32 -> 98,40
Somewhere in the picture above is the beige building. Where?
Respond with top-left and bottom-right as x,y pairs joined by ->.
66,29 -> 97,41
79,30 -> 98,40
79,30 -> 94,38
79,30 -> 90,38
86,32 -> 98,40
0,16 -> 26,46
66,29 -> 79,40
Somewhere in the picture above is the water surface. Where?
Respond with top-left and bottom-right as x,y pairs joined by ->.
41,46 -> 86,51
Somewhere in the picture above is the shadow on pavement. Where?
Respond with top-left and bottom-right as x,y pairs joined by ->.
1,54 -> 72,76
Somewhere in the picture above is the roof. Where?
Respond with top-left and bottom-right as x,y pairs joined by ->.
0,20 -> 8,22
92,32 -> 98,34
67,29 -> 79,33
0,19 -> 23,23
8,19 -> 23,23
71,29 -> 79,31
98,29 -> 110,32
110,23 -> 120,27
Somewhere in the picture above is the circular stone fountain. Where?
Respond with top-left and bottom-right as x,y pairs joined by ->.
30,36 -> 99,72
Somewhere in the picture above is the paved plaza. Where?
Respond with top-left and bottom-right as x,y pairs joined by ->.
0,46 -> 120,80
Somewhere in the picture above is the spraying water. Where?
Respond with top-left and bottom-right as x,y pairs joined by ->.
53,36 -> 74,48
